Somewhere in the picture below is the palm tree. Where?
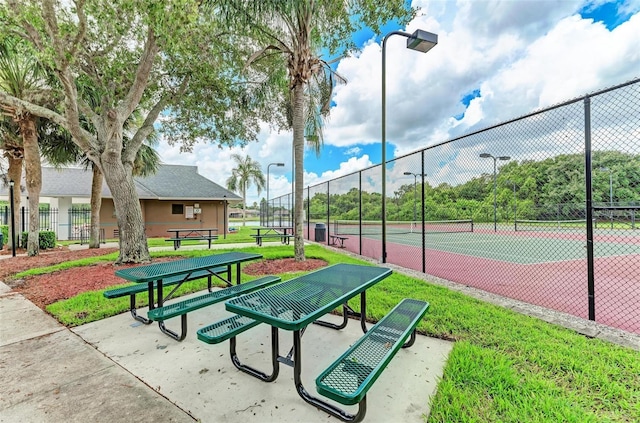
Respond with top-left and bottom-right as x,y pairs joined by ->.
0,116 -> 23,251
0,37 -> 50,256
226,154 -> 265,226
217,1 -> 410,261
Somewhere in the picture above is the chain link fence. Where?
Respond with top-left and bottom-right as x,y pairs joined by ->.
266,78 -> 640,335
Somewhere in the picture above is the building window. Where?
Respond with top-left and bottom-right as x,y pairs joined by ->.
172,204 -> 184,215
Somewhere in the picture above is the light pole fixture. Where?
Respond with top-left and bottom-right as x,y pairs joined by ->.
9,180 -> 16,257
403,171 -> 426,223
267,162 -> 285,227
480,153 -> 511,232
382,29 -> 437,262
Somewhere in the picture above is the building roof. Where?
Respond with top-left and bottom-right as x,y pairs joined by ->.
1,165 -> 242,202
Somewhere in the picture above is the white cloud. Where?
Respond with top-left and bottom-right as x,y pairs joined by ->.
323,0 -> 640,155
156,0 -> 640,204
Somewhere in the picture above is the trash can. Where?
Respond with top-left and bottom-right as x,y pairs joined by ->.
315,223 -> 326,242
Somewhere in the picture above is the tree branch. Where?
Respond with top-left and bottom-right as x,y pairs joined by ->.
0,91 -> 94,153
123,75 -> 190,165
118,27 -> 160,118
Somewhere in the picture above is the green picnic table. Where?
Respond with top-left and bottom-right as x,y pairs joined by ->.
114,252 -> 262,339
198,263 -> 428,422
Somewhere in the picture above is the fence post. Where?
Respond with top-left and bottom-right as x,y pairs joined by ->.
359,171 -> 362,255
326,182 -> 330,244
584,96 -> 596,322
422,150 -> 426,274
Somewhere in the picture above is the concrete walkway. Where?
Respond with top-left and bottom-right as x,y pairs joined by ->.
0,243 -> 454,423
0,285 -> 194,422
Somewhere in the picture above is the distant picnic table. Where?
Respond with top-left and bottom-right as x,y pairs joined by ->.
166,228 -> 218,250
250,226 -> 294,246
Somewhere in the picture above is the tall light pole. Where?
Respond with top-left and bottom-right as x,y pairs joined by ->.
599,167 -> 613,205
599,167 -> 614,229
382,29 -> 437,262
505,179 -> 517,230
480,153 -> 511,232
403,171 -> 426,223
267,162 -> 285,227
9,180 -> 16,257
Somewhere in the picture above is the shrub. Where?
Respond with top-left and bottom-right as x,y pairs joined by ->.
20,231 -> 57,250
0,225 -> 7,248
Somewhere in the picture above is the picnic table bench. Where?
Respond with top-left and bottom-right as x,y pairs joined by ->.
166,228 -> 218,250
147,275 -> 281,341
250,226 -> 294,246
104,266 -> 229,324
329,234 -> 349,248
315,298 -> 429,422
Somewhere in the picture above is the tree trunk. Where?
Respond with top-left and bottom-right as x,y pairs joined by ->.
89,166 -> 103,248
292,83 -> 306,261
101,151 -> 150,264
242,187 -> 246,226
19,115 -> 41,256
6,153 -> 22,252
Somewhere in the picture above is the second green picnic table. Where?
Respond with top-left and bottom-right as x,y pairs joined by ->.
114,251 -> 262,337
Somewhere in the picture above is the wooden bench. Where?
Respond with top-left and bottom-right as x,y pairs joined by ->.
103,266 -> 229,324
250,233 -> 294,246
329,234 -> 349,248
166,235 -> 218,250
315,299 -> 429,422
147,275 -> 281,341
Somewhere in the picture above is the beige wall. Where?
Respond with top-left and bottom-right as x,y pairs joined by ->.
99,199 -> 227,239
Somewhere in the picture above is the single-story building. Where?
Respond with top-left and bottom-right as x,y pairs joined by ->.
0,164 -> 242,240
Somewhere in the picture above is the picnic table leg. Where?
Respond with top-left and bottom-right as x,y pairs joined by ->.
154,278 -> 185,341
313,303 -> 349,330
233,263 -> 240,285
292,329 -> 366,422
130,292 -> 152,325
230,326 -> 280,382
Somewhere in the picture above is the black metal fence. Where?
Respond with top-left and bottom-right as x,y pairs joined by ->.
0,207 -> 104,244
266,78 -> 640,335
261,193 -> 293,227
0,207 -> 59,236
68,208 -> 105,244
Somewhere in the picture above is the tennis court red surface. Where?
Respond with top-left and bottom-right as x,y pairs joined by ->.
321,233 -> 639,335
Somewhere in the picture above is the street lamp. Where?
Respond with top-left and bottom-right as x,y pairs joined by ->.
505,179 -> 517,230
480,153 -> 511,232
267,162 -> 285,227
9,180 -> 16,257
382,29 -> 437,263
599,167 -> 613,206
599,167 -> 614,228
403,171 -> 426,223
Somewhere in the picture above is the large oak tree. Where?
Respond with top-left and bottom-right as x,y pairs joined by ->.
1,0 -> 267,263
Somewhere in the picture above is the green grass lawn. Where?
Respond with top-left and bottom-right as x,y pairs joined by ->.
20,244 -> 639,422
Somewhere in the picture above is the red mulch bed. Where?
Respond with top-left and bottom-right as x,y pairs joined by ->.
0,246 -> 327,309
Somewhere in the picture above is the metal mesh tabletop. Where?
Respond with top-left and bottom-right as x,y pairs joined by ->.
225,264 -> 392,331
114,252 -> 262,283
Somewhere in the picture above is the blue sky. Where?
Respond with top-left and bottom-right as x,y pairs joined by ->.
157,0 -> 640,205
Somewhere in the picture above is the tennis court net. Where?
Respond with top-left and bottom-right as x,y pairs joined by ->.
333,219 -> 474,235
515,219 -> 589,231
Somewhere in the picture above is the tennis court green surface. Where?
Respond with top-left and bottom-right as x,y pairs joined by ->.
381,231 -> 640,264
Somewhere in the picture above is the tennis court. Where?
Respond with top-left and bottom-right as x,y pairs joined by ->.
385,230 -> 640,264
330,220 -> 640,334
